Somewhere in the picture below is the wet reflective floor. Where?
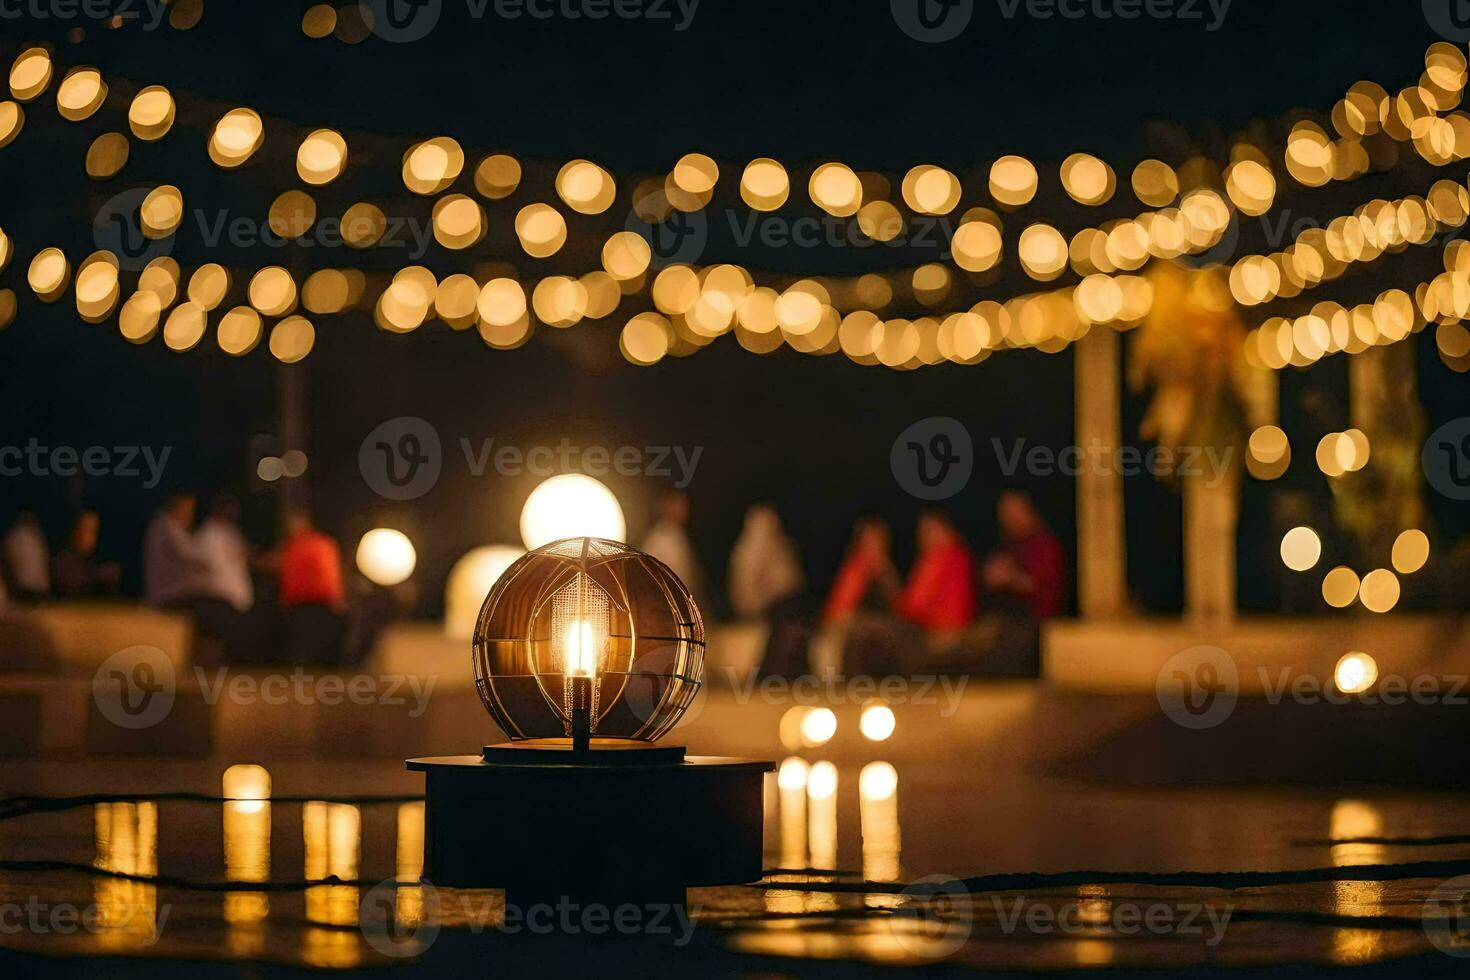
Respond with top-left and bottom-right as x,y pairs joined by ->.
3,753 -> 1470,975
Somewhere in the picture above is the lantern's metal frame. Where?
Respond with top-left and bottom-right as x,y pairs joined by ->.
407,537 -> 772,909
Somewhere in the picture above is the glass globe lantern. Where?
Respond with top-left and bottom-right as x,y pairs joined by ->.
473,537 -> 703,754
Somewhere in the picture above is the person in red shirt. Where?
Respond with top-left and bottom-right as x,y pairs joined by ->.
983,491 -> 1066,621
277,509 -> 345,664
823,517 -> 900,627
896,510 -> 975,638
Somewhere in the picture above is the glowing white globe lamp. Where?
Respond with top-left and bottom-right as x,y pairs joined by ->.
356,528 -> 417,586
519,473 -> 625,550
444,545 -> 524,639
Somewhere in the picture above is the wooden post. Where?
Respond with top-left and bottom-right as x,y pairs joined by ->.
1074,327 -> 1127,618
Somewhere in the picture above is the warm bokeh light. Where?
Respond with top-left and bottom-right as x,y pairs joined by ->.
859,703 -> 896,741
56,67 -> 106,122
222,764 -> 272,813
858,761 -> 898,800
444,545 -> 524,639
1391,529 -> 1429,574
514,203 -> 568,258
807,760 -> 838,800
87,132 -> 133,180
1334,652 -> 1379,695
1321,566 -> 1360,609
209,108 -> 264,168
740,158 -> 789,211
1358,568 -> 1401,613
990,155 -> 1038,208
355,528 -> 417,587
800,707 -> 837,747
296,129 -> 347,185
518,474 -> 626,550
1280,526 -> 1322,572
127,86 -> 175,141
268,315 -> 315,363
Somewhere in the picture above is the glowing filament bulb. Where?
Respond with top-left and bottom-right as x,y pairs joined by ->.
562,618 -> 602,678
551,570 -> 610,743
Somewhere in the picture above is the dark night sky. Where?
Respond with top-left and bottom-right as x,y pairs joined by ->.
0,1 -> 1463,614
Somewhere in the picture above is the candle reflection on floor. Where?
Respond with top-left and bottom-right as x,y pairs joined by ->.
221,764 -> 272,955
1329,799 -> 1387,965
303,800 -> 362,968
92,801 -> 158,950
807,761 -> 838,871
859,761 -> 901,883
394,801 -> 427,931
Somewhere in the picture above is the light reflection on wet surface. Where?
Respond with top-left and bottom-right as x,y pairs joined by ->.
0,753 -> 1467,974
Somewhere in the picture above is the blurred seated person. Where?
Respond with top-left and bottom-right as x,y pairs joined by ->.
196,494 -> 254,614
641,490 -> 705,609
52,510 -> 121,597
729,504 -> 808,678
730,504 -> 805,620
896,509 -> 975,646
194,494 -> 256,662
3,511 -> 50,600
278,509 -> 346,665
144,492 -> 209,607
823,517 -> 915,676
958,490 -> 1066,676
985,490 -> 1065,621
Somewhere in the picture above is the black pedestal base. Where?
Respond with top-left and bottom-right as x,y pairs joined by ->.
406,754 -> 773,909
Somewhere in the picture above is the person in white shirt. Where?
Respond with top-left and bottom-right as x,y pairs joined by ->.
143,492 -> 208,607
3,511 -> 50,599
640,490 -> 705,606
728,504 -> 805,620
195,494 -> 254,613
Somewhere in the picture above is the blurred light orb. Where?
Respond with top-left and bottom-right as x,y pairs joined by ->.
221,764 -> 271,814
356,528 -> 417,587
1321,566 -> 1360,608
799,706 -> 837,747
1334,652 -> 1379,695
809,162 -> 863,217
1358,568 -> 1400,613
555,159 -> 616,215
989,155 -> 1038,208
519,474 -> 626,550
127,86 -> 174,141
514,203 -> 568,258
256,456 -> 284,482
444,545 -> 524,639
1060,153 -> 1115,205
860,703 -> 896,741
740,158 -> 789,211
777,756 -> 809,791
1391,529 -> 1429,575
1280,526 -> 1322,571
9,47 -> 53,102
859,761 -> 898,800
807,760 -> 838,800
56,67 -> 106,121
296,128 -> 347,185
